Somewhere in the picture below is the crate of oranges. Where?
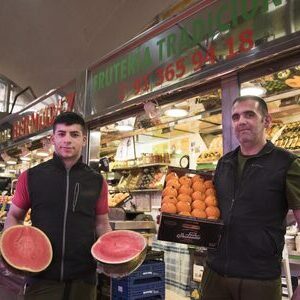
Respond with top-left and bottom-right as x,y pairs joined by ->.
158,168 -> 224,248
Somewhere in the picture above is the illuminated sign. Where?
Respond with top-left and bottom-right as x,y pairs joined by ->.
0,92 -> 75,142
89,0 -> 283,109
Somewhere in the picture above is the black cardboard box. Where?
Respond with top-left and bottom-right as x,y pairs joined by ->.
158,212 -> 224,249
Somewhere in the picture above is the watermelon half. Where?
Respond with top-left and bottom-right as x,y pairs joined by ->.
91,230 -> 147,278
0,225 -> 53,273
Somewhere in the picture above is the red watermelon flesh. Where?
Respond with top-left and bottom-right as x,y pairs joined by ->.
91,230 -> 146,264
0,225 -> 53,273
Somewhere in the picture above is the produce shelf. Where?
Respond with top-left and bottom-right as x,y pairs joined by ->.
112,163 -> 169,171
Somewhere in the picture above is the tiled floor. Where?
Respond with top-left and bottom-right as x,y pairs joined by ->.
166,289 -> 190,300
166,289 -> 291,299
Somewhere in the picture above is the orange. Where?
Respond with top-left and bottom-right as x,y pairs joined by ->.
191,209 -> 207,218
179,176 -> 192,187
191,175 -> 204,183
179,211 -> 192,217
192,191 -> 206,201
205,206 -> 220,218
192,200 -> 206,210
176,201 -> 192,213
177,194 -> 192,203
162,186 -> 178,198
161,202 -> 177,214
192,181 -> 206,193
179,185 -> 193,195
205,188 -> 216,197
205,195 -> 218,207
204,180 -> 214,189
208,216 -> 218,220
166,172 -> 178,182
166,179 -> 181,190
162,195 -> 177,205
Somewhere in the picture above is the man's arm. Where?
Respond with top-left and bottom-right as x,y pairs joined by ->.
95,213 -> 112,237
4,203 -> 27,230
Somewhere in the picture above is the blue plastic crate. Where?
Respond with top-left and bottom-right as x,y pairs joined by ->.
112,293 -> 165,300
115,260 -> 165,282
112,281 -> 165,299
112,261 -> 165,300
112,275 -> 165,294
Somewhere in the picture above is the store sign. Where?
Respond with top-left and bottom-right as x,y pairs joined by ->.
88,0 -> 285,113
8,92 -> 75,141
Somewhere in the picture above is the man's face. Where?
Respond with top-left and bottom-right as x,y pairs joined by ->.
51,123 -> 86,161
231,99 -> 270,145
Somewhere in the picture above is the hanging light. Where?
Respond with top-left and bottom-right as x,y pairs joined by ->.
240,85 -> 266,97
20,156 -> 31,162
164,106 -> 188,118
6,159 -> 17,165
36,150 -> 50,157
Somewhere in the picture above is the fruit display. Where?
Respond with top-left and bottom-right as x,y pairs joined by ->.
108,192 -> 131,207
285,75 -> 300,88
262,79 -> 288,93
117,166 -> 166,190
261,66 -> 300,94
274,121 -> 300,150
113,153 -> 170,169
138,167 -> 164,189
197,135 -> 222,164
160,170 -> 221,220
0,225 -> 53,273
266,122 -> 283,141
117,171 -> 141,190
197,150 -> 221,163
0,195 -> 13,220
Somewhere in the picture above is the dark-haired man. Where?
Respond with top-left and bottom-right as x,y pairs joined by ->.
201,96 -> 300,300
4,112 -> 111,300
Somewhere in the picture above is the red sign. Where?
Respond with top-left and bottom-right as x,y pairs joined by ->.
12,92 -> 75,140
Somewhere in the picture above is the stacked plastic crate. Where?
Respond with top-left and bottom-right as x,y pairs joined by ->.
112,260 -> 165,299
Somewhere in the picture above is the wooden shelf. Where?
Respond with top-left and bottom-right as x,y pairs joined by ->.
112,163 -> 169,171
110,188 -> 162,193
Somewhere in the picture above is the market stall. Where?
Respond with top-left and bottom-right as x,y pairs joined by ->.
0,1 -> 299,298
83,0 -> 300,298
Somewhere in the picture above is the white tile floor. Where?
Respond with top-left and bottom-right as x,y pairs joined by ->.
166,289 -> 190,300
166,289 -> 291,300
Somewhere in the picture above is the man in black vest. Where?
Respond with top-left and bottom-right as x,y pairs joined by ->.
201,96 -> 300,300
4,112 -> 112,300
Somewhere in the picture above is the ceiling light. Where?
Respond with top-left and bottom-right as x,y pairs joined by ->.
20,156 -> 31,162
164,107 -> 188,118
6,159 -> 17,165
115,124 -> 134,132
240,86 -> 266,97
36,150 -> 50,157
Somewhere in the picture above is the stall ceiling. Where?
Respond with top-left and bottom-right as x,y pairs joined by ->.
0,0 -> 178,96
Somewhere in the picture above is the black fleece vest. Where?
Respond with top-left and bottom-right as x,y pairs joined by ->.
28,154 -> 103,282
208,141 -> 298,279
